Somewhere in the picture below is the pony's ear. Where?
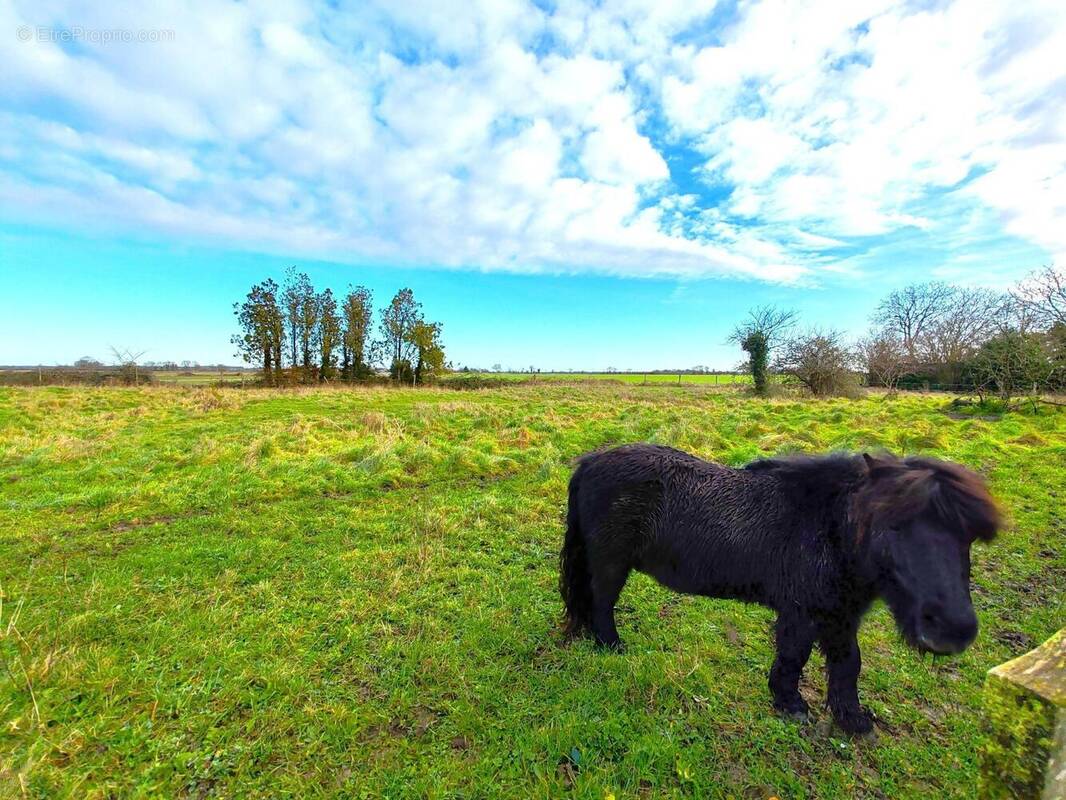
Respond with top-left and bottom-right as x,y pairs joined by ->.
861,452 -> 896,479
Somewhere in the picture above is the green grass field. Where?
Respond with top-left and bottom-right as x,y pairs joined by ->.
1,385 -> 1062,798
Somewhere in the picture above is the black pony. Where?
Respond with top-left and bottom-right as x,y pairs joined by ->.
559,444 -> 1000,734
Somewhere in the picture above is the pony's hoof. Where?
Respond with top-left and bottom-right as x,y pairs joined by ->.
773,698 -> 810,722
834,707 -> 874,735
594,638 -> 624,652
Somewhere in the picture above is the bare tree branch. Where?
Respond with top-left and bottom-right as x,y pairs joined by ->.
855,330 -> 906,391
872,281 -> 955,359
1012,264 -> 1066,330
727,305 -> 798,349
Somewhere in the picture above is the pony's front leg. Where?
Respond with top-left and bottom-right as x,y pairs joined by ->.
769,609 -> 816,719
818,623 -> 873,734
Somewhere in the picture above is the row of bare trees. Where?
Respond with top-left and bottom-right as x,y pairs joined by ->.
732,265 -> 1066,400
232,268 -> 446,386
861,265 -> 1065,397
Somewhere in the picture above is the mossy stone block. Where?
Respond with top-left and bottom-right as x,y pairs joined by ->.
979,629 -> 1066,799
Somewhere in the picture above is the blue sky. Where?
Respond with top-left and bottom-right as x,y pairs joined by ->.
1,0 -> 1063,368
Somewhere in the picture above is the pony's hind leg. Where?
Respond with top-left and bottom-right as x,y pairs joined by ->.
586,483 -> 656,650
769,609 -> 816,719
589,565 -> 630,650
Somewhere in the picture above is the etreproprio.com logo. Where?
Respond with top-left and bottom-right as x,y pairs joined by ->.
17,25 -> 175,44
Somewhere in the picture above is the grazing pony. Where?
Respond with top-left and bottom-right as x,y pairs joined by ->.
559,445 -> 1000,734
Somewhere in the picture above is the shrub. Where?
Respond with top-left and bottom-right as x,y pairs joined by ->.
777,329 -> 860,397
390,358 -> 414,384
437,374 -> 510,390
967,330 -> 1052,403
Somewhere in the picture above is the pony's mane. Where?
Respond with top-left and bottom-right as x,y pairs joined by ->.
746,452 -> 1001,541
856,454 -> 1001,541
745,453 -> 863,486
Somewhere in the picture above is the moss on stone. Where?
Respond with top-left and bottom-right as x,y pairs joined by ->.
979,629 -> 1066,799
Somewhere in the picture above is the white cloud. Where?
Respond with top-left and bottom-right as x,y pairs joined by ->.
660,0 -> 1066,258
0,0 -> 1063,281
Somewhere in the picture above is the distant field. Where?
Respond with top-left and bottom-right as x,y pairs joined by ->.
0,384 -> 1062,797
0,370 -> 253,387
146,371 -> 750,387
0,369 -> 751,388
150,370 -> 754,387
152,371 -> 252,385
470,371 -> 752,384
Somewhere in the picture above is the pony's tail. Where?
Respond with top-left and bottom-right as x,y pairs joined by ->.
560,469 -> 593,638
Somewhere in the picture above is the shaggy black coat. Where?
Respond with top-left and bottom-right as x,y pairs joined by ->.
559,443 -> 999,734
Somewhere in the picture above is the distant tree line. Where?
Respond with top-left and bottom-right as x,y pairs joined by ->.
231,267 -> 446,386
732,265 -> 1066,401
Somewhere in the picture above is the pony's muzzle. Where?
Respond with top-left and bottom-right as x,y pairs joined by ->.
917,602 -> 978,654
